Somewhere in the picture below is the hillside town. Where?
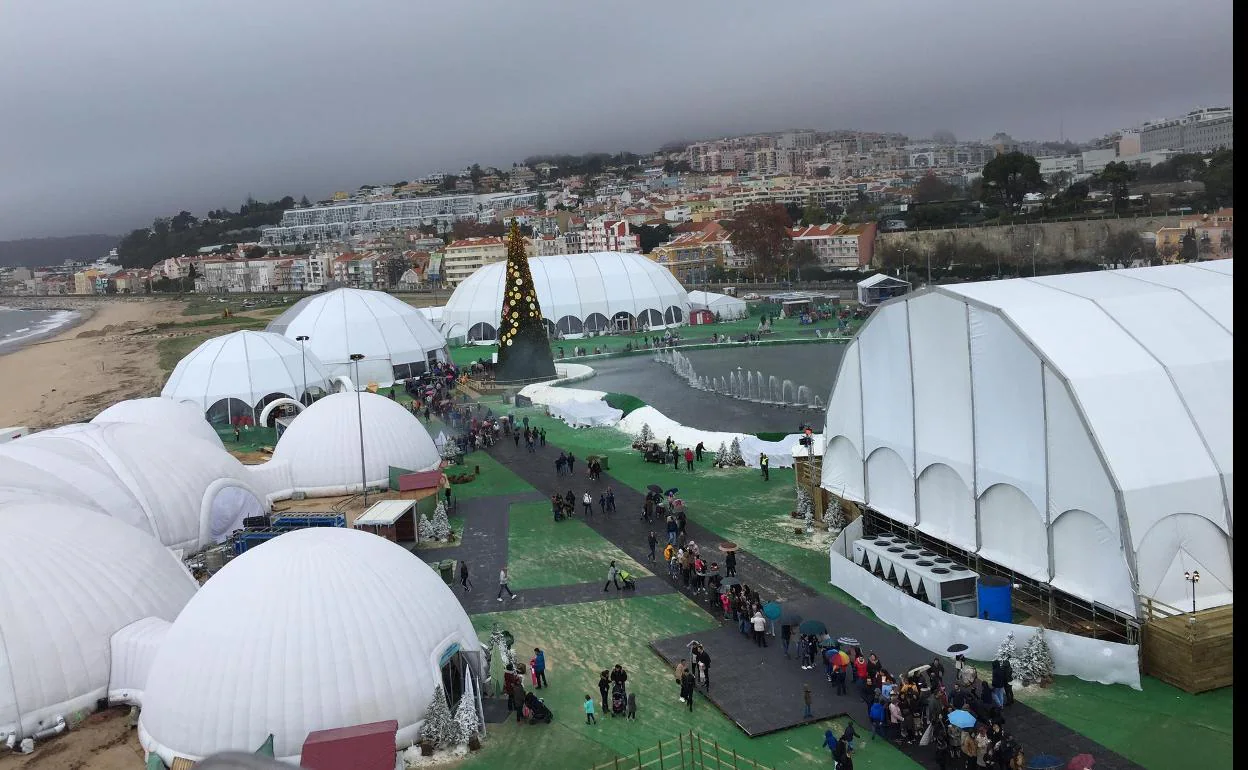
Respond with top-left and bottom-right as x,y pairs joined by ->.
0,106 -> 1233,297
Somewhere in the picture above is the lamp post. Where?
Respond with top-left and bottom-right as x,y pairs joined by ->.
295,335 -> 310,405
349,353 -> 368,507
1184,570 -> 1200,615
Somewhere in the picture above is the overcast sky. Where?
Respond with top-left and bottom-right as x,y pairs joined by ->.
0,0 -> 1233,240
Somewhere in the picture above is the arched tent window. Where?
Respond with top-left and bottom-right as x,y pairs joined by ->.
640,308 -> 664,328
664,305 -> 684,325
300,385 -> 327,407
584,313 -> 610,333
468,322 -> 496,342
556,315 -> 584,336
611,311 -> 635,332
207,398 -> 254,427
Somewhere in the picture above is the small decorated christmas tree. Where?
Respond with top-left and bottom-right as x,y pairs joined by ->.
431,500 -> 452,541
1020,627 -> 1054,686
495,221 -> 556,382
826,494 -> 845,530
418,512 -> 435,542
713,442 -> 728,467
996,631 -> 1020,665
451,685 -> 480,746
797,487 -> 815,534
726,437 -> 744,466
440,439 -> 463,464
638,423 -> 655,445
419,686 -> 455,748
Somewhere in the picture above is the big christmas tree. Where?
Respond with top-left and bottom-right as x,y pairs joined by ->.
495,221 -> 557,382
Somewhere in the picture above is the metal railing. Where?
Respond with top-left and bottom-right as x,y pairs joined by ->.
587,732 -> 774,770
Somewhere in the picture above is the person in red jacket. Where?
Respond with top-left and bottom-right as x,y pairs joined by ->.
684,447 -> 695,470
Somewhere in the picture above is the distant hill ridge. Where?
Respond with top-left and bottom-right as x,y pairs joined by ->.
0,234 -> 120,268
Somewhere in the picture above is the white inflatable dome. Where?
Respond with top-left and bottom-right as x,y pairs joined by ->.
0,422 -> 266,553
139,527 -> 481,763
267,288 -> 448,387
269,391 -> 440,497
93,397 -> 224,446
0,455 -> 103,511
0,502 -> 198,741
161,330 -> 336,425
441,251 -> 690,341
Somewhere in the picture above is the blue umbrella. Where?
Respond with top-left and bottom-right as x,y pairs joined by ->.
762,601 -> 782,620
779,611 -> 803,627
798,619 -> 827,635
947,709 -> 976,729
665,488 -> 679,496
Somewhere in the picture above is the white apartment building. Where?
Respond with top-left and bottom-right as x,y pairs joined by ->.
580,219 -> 640,253
1140,107 -> 1234,154
789,224 -> 872,270
260,191 -> 538,244
442,237 -> 506,286
525,235 -> 568,257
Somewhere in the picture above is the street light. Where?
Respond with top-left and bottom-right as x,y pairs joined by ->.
1184,570 -> 1200,615
349,353 -> 368,507
295,335 -> 310,405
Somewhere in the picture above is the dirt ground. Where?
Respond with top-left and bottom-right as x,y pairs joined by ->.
0,710 -> 143,770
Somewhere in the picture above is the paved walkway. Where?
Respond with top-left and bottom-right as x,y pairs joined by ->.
480,434 -> 1143,770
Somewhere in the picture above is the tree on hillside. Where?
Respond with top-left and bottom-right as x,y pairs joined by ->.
636,223 -> 673,253
1102,230 -> 1145,269
912,172 -> 957,204
1098,161 -> 1136,213
980,152 -> 1043,214
534,192 -> 546,210
813,166 -> 832,178
1180,229 -> 1199,261
451,221 -> 505,240
1200,148 -> 1233,208
792,242 -> 818,279
299,195 -> 311,207
724,203 -> 793,276
801,200 -> 829,226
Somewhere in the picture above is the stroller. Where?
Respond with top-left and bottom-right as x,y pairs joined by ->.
619,569 -> 637,591
611,682 -> 627,717
523,692 -> 553,724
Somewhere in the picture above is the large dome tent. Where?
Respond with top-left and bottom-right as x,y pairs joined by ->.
160,330 -> 336,426
440,251 -> 690,342
93,397 -> 224,446
268,391 -> 440,498
267,288 -> 448,387
138,527 -> 482,763
822,262 -> 1233,619
0,502 -> 198,742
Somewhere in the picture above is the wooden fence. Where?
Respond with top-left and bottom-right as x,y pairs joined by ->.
587,732 -> 774,770
1140,596 -> 1233,693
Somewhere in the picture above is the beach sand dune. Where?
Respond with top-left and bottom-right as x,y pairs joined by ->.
0,299 -> 184,431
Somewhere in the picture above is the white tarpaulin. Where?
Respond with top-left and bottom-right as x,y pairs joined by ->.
822,262 -> 1234,618
548,399 -> 624,428
830,520 -> 1141,689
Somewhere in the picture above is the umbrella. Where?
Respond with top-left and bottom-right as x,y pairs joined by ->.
665,487 -> 679,496
818,637 -> 837,649
946,643 -> 969,654
1027,756 -> 1063,770
647,484 -> 663,494
831,650 -> 850,666
837,636 -> 860,647
798,619 -> 827,636
779,611 -> 803,627
1067,755 -> 1095,770
762,601 -> 782,620
947,709 -> 976,729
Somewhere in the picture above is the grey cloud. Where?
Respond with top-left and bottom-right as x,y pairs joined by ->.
0,0 -> 1233,239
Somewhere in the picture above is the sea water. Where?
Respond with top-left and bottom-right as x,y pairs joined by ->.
0,306 -> 79,354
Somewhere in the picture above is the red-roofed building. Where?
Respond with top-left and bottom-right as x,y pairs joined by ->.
790,222 -> 877,269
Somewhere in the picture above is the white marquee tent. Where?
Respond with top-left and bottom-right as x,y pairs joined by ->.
440,251 -> 690,341
139,527 -> 482,763
822,262 -> 1233,618
0,503 -> 198,741
0,422 -> 267,553
687,290 -> 749,320
93,397 -> 225,446
267,288 -> 448,387
267,391 -> 441,498
161,330 -> 335,425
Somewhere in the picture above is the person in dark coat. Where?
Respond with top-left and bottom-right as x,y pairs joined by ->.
725,549 -> 737,577
598,670 -> 611,711
679,670 -> 696,711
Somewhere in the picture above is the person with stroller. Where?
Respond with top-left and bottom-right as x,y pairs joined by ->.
610,664 -> 628,717
618,568 -> 637,590
603,560 -> 620,592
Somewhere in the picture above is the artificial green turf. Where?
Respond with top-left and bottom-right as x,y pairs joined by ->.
451,450 -> 538,500
463,595 -> 918,770
1013,674 -> 1232,770
504,501 -> 650,590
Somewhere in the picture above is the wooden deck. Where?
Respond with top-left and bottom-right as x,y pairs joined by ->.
1141,600 -> 1233,693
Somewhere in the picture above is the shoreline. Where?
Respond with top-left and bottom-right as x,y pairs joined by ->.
0,305 -> 94,356
0,297 -> 185,431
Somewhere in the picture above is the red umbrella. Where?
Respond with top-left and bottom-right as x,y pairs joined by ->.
1067,755 -> 1095,770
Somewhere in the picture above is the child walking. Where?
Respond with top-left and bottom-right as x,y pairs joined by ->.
584,695 -> 597,724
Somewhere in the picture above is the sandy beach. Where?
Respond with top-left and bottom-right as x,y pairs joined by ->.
0,298 -> 184,431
